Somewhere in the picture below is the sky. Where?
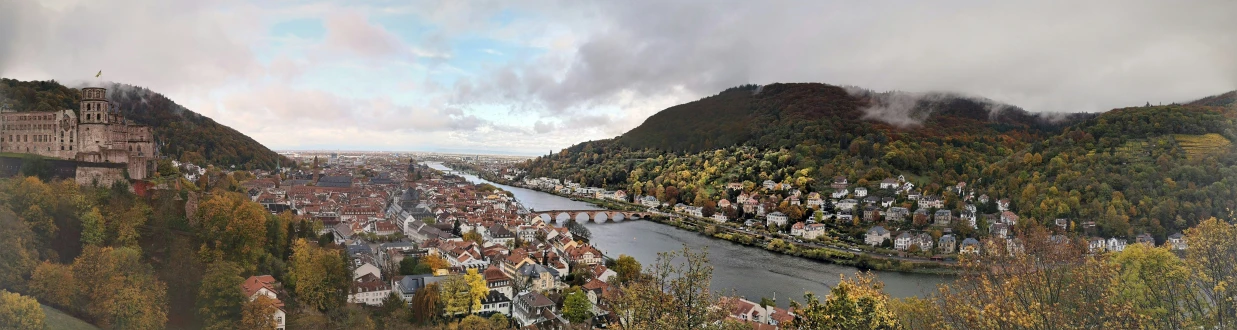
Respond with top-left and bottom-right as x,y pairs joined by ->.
1,0 -> 1234,155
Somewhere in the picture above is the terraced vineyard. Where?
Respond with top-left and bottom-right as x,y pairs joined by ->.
1175,133 -> 1232,160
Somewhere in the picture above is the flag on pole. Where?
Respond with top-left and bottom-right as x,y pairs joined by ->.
95,70 -> 102,78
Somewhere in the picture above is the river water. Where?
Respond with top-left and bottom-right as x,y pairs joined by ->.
424,162 -> 949,307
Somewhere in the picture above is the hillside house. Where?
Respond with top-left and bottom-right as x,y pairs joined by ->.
766,212 -> 789,227
241,276 -> 286,330
939,234 -> 957,253
865,226 -> 891,246
1168,233 -> 1187,250
960,238 -> 980,254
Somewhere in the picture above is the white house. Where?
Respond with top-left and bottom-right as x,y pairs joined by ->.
790,222 -> 806,237
879,178 -> 899,189
894,232 -> 914,251
1106,238 -> 1127,252
640,195 -> 660,208
831,188 -> 849,199
1168,233 -> 1187,250
837,199 -> 858,211
865,226 -> 891,246
854,187 -> 868,197
348,277 -> 392,306
766,212 -> 789,227
804,223 -> 826,239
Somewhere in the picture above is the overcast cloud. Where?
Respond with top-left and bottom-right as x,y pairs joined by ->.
1,0 -> 1234,155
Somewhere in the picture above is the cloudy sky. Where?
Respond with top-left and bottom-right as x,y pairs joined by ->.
1,0 -> 1234,155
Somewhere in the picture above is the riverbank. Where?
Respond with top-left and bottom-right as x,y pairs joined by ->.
474,172 -> 959,275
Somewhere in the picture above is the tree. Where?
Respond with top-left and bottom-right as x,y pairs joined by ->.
410,283 -> 441,325
465,268 -> 489,312
457,314 -> 495,330
786,273 -> 899,330
195,192 -> 269,270
71,246 -> 168,329
0,290 -> 45,330
567,220 -> 592,242
440,275 -> 472,318
563,287 -> 594,323
936,228 -> 1142,329
420,255 -> 450,274
378,291 -> 406,316
1185,217 -> 1237,328
29,261 -> 75,307
488,313 -> 510,329
239,294 -> 280,330
0,207 -> 38,290
198,261 -> 246,330
80,206 -> 106,246
1111,242 -> 1206,328
288,239 -> 349,311
399,257 -> 432,275
606,246 -> 734,329
613,254 -> 642,284
463,229 -> 483,244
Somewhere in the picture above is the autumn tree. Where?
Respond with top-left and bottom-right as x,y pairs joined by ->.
440,274 -> 473,318
239,294 -> 280,330
1111,242 -> 1207,328
288,239 -> 349,311
420,254 -> 450,274
198,261 -> 246,330
457,314 -> 498,330
612,254 -> 641,284
936,228 -> 1142,329
465,268 -> 489,312
606,246 -> 734,329
0,207 -> 38,291
29,261 -> 75,308
72,246 -> 168,329
410,283 -> 441,325
1184,217 -> 1237,328
0,290 -> 45,330
196,192 -> 269,270
462,229 -> 484,244
785,273 -> 899,329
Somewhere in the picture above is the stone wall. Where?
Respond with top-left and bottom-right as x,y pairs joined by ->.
75,165 -> 126,188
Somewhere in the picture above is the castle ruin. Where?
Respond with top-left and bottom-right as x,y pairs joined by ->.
0,86 -> 155,180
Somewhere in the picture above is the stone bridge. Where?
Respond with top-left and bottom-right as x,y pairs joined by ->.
531,209 -> 651,223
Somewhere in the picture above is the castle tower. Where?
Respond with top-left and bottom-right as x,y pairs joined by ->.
80,87 -> 110,124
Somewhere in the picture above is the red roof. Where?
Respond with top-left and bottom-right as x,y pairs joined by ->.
241,275 -> 278,297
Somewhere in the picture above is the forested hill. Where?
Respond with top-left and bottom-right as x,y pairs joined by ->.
611,83 -> 1092,153
1188,90 -> 1237,108
0,78 -> 290,170
520,84 -> 1237,239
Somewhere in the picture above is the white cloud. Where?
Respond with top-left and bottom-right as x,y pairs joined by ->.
3,0 -> 1236,155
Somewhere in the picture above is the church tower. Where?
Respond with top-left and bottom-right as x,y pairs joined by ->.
80,87 -> 110,124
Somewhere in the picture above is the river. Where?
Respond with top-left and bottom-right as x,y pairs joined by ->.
424,162 -> 950,307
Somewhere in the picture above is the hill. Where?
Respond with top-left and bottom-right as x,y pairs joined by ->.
1188,90 -> 1237,108
611,83 -> 1092,153
520,83 -> 1236,239
525,82 -> 1093,193
0,78 -> 290,169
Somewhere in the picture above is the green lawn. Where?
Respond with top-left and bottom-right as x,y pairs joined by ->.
40,304 -> 98,330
